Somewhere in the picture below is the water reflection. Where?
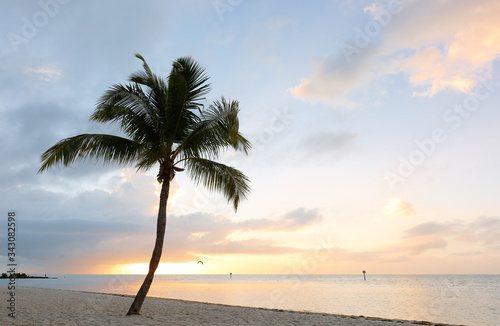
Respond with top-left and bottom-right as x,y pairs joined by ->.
6,274 -> 498,326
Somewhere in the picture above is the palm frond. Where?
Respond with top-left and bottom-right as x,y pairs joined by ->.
171,56 -> 211,105
174,97 -> 251,161
129,54 -> 170,123
185,158 -> 250,211
39,134 -> 143,173
134,150 -> 161,173
165,61 -> 207,146
204,97 -> 251,154
91,83 -> 159,144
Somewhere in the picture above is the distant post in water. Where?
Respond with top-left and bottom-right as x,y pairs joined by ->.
362,270 -> 366,281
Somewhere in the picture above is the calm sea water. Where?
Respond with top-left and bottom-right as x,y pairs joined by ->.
4,274 -> 499,326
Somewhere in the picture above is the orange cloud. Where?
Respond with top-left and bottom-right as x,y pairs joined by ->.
289,52 -> 377,108
400,236 -> 448,255
394,1 -> 500,96
291,0 -> 500,106
398,217 -> 500,257
382,197 -> 416,218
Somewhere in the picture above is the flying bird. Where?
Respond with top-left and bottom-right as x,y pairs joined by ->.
197,261 -> 204,265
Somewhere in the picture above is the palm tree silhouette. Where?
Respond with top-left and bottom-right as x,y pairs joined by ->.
39,54 -> 251,315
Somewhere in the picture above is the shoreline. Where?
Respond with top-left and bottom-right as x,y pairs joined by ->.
1,287 -> 465,326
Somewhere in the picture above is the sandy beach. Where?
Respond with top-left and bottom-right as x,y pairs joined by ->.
0,287 -> 463,326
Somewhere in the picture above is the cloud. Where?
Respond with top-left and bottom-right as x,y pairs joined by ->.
0,167 -> 164,273
488,245 -> 500,252
399,47 -> 477,97
403,221 -> 454,238
389,0 -> 500,96
302,246 -> 411,265
322,216 -> 500,263
457,216 -> 500,246
23,218 -> 151,236
201,239 -> 299,255
0,101 -> 111,192
239,207 -> 322,231
298,131 -> 358,158
0,205 -> 321,272
9,209 -> 496,273
291,0 -> 500,107
403,217 -> 500,246
281,207 -> 322,229
363,2 -> 384,15
150,210 -> 321,263
399,216 -> 500,256
289,50 -> 382,108
24,65 -> 62,81
451,251 -> 484,257
382,197 -> 416,218
401,236 -> 448,255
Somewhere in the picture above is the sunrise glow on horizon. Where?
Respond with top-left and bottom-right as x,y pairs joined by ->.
1,0 -> 499,276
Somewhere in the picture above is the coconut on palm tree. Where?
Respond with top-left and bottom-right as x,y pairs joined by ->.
39,54 -> 251,315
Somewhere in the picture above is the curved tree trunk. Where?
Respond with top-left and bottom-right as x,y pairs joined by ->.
126,179 -> 170,315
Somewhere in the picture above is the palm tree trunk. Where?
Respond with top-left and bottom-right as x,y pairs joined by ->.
126,179 -> 170,315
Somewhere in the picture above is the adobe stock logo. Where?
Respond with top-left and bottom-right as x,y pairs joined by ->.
384,77 -> 499,191
339,0 -> 402,63
213,0 -> 242,21
248,106 -> 295,154
6,0 -> 71,53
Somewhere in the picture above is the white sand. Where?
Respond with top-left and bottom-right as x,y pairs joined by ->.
1,287 -> 460,326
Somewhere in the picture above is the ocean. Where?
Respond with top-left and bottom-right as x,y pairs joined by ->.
4,274 -> 499,326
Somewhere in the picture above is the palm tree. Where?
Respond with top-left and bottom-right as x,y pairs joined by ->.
39,54 -> 251,315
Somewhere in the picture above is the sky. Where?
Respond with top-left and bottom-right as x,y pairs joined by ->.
0,0 -> 499,275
